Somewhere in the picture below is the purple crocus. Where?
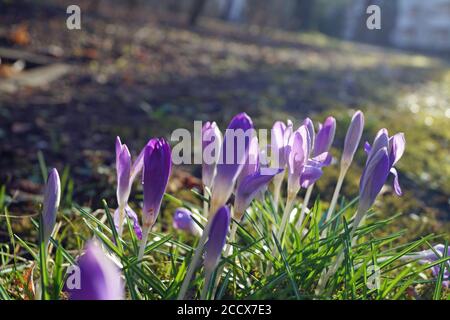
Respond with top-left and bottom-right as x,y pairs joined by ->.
362,129 -> 406,201
210,113 -> 253,215
173,207 -> 200,235
297,117 -> 335,189
202,122 -> 222,190
204,206 -> 231,273
66,241 -> 124,300
413,244 -> 449,288
341,111 -> 364,168
358,129 -> 405,214
42,168 -> 61,245
142,138 -> 172,229
114,137 -> 145,239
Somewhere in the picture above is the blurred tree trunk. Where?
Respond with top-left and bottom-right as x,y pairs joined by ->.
188,0 -> 208,26
294,0 -> 316,30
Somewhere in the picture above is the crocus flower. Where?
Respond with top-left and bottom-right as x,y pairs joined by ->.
210,113 -> 253,215
412,244 -> 449,288
66,241 -> 124,300
313,116 -> 336,157
173,207 -> 200,235
296,117 -> 335,189
114,137 -> 145,239
202,122 -> 222,191
204,206 -> 230,273
42,168 -> 61,245
341,111 -> 364,169
363,129 -> 406,199
142,138 -> 172,229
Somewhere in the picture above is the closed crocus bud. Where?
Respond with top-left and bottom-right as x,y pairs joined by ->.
204,206 -> 230,273
202,122 -> 222,190
358,147 -> 390,213
173,208 -> 200,235
142,138 -> 172,229
235,169 -> 282,219
42,168 -> 61,245
313,116 -> 336,156
341,111 -> 364,169
67,241 -> 124,300
210,113 -> 253,215
116,137 -> 132,208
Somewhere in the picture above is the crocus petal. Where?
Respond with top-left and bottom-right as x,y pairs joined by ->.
116,144 -> 132,207
237,135 -> 259,188
42,168 -> 61,245
142,138 -> 172,228
125,206 -> 142,240
390,167 -> 402,196
202,122 -> 222,190
66,241 -> 124,300
114,207 -> 142,240
366,129 -> 389,165
341,110 -> 364,167
235,169 -> 282,216
364,141 -> 371,154
311,151 -> 332,167
204,206 -> 230,272
300,164 -> 323,188
359,147 -> 390,211
287,126 -> 309,195
210,113 -> 253,214
304,118 -> 315,151
388,133 -> 406,167
313,116 -> 336,156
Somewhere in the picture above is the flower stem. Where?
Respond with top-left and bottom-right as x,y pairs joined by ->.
177,220 -> 212,300
272,173 -> 284,211
117,206 -> 125,237
137,225 -> 150,264
200,268 -> 214,300
210,221 -> 238,298
321,167 -> 347,239
315,206 -> 364,295
295,184 -> 314,230
266,193 -> 295,276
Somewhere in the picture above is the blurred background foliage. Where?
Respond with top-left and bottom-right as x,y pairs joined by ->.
0,0 -> 448,242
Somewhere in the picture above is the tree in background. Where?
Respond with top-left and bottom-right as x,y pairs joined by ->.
188,0 -> 208,26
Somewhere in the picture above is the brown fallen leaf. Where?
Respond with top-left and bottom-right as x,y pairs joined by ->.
9,24 -> 31,46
